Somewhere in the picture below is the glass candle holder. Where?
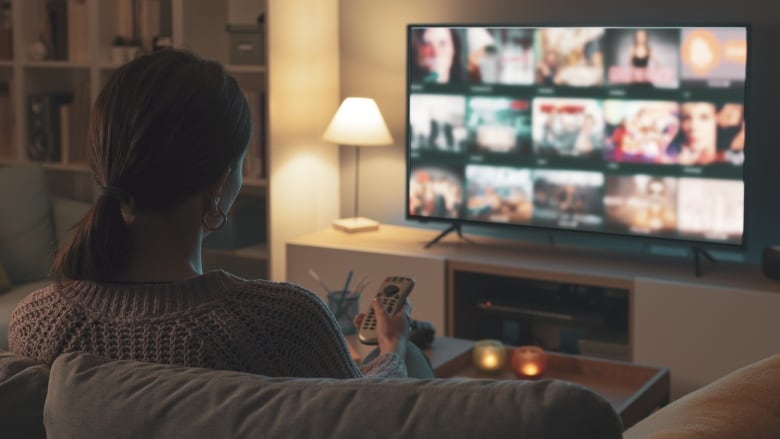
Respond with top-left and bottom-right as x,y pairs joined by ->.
473,339 -> 507,373
511,345 -> 547,379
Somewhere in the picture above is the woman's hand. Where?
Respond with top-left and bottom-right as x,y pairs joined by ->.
353,299 -> 411,358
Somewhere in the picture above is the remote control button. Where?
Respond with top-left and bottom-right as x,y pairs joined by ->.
383,285 -> 399,296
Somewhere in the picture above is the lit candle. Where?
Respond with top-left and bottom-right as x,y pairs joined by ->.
473,339 -> 506,373
511,345 -> 547,379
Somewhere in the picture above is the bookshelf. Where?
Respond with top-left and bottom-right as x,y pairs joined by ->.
0,0 -> 270,279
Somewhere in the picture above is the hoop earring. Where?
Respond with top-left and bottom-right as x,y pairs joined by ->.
202,205 -> 228,231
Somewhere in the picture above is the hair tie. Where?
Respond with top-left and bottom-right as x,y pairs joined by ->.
99,185 -> 133,205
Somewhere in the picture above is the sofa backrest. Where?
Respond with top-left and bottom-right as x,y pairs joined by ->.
1,349 -> 623,439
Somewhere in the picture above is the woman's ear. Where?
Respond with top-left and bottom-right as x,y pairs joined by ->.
208,167 -> 232,204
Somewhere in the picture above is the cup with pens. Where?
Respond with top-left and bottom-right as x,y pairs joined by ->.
309,269 -> 370,334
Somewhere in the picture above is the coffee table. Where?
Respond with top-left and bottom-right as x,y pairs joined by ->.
347,335 -> 669,430
426,337 -> 670,431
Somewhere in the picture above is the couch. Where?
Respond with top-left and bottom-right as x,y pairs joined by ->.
1,349 -> 624,439
2,349 -> 780,439
0,164 -> 91,349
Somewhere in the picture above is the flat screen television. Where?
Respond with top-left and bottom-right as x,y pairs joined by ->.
406,25 -> 749,246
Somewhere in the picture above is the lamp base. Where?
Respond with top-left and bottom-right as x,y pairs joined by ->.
332,217 -> 380,233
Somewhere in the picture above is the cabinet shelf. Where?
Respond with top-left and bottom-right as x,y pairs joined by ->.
225,65 -> 267,74
22,61 -> 91,69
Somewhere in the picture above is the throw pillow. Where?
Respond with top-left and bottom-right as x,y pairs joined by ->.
0,349 -> 49,439
0,164 -> 56,284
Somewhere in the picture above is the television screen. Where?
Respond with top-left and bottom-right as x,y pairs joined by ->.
406,25 -> 748,245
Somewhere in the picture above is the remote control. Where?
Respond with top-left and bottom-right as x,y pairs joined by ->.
358,276 -> 415,345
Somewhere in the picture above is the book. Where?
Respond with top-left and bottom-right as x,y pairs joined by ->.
67,0 -> 89,62
46,0 -> 69,60
0,84 -> 11,159
59,104 -> 71,163
140,0 -> 161,51
242,90 -> 265,180
67,81 -> 89,164
0,1 -> 12,60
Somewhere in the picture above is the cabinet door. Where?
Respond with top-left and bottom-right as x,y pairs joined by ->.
633,278 -> 780,400
287,243 -> 446,333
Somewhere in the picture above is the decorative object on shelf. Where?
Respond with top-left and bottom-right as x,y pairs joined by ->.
27,93 -> 74,162
28,32 -> 49,61
511,345 -> 547,379
125,38 -> 143,62
111,36 -> 126,64
226,0 -> 265,65
472,339 -> 507,373
322,97 -> 394,233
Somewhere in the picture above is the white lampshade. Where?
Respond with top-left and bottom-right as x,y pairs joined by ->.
322,97 -> 394,146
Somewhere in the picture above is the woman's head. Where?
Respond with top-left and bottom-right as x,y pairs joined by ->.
634,30 -> 649,46
413,28 -> 464,83
681,102 -> 717,153
52,49 -> 252,281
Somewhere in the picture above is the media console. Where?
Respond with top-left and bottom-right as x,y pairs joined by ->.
286,224 -> 780,399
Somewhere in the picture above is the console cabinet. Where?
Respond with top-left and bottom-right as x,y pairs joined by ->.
287,224 -> 780,399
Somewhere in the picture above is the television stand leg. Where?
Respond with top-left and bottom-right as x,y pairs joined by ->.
691,246 -> 716,277
424,223 -> 470,249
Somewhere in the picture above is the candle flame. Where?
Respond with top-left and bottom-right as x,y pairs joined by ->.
483,353 -> 498,368
521,363 -> 540,376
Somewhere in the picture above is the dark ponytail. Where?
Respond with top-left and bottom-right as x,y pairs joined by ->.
53,195 -> 133,282
51,49 -> 252,282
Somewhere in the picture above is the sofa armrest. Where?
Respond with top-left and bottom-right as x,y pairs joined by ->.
624,354 -> 780,439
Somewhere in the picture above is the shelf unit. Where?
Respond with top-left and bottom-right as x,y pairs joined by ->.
0,0 -> 270,278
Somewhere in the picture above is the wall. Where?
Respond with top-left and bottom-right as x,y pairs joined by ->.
337,0 -> 780,263
268,0 -> 341,280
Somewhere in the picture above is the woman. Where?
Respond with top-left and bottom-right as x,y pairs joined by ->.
411,27 -> 466,84
630,29 -> 653,85
675,102 -> 720,165
9,49 -> 425,379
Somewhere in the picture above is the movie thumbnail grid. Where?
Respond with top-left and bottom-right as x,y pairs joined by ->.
410,26 -> 747,89
410,94 -> 745,166
409,165 -> 743,242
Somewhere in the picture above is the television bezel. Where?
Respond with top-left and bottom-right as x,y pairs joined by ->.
404,22 -> 752,250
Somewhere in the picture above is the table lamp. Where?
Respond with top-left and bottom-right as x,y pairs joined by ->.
322,97 -> 394,233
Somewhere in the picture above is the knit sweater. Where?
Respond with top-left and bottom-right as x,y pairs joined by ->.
9,270 -> 406,378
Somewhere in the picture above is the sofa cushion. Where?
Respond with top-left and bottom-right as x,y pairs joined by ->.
45,351 -> 622,439
624,353 -> 780,439
0,164 -> 55,284
0,349 -> 49,439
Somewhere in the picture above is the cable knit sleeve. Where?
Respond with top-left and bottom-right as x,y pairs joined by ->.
270,282 -> 407,378
360,352 -> 407,378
